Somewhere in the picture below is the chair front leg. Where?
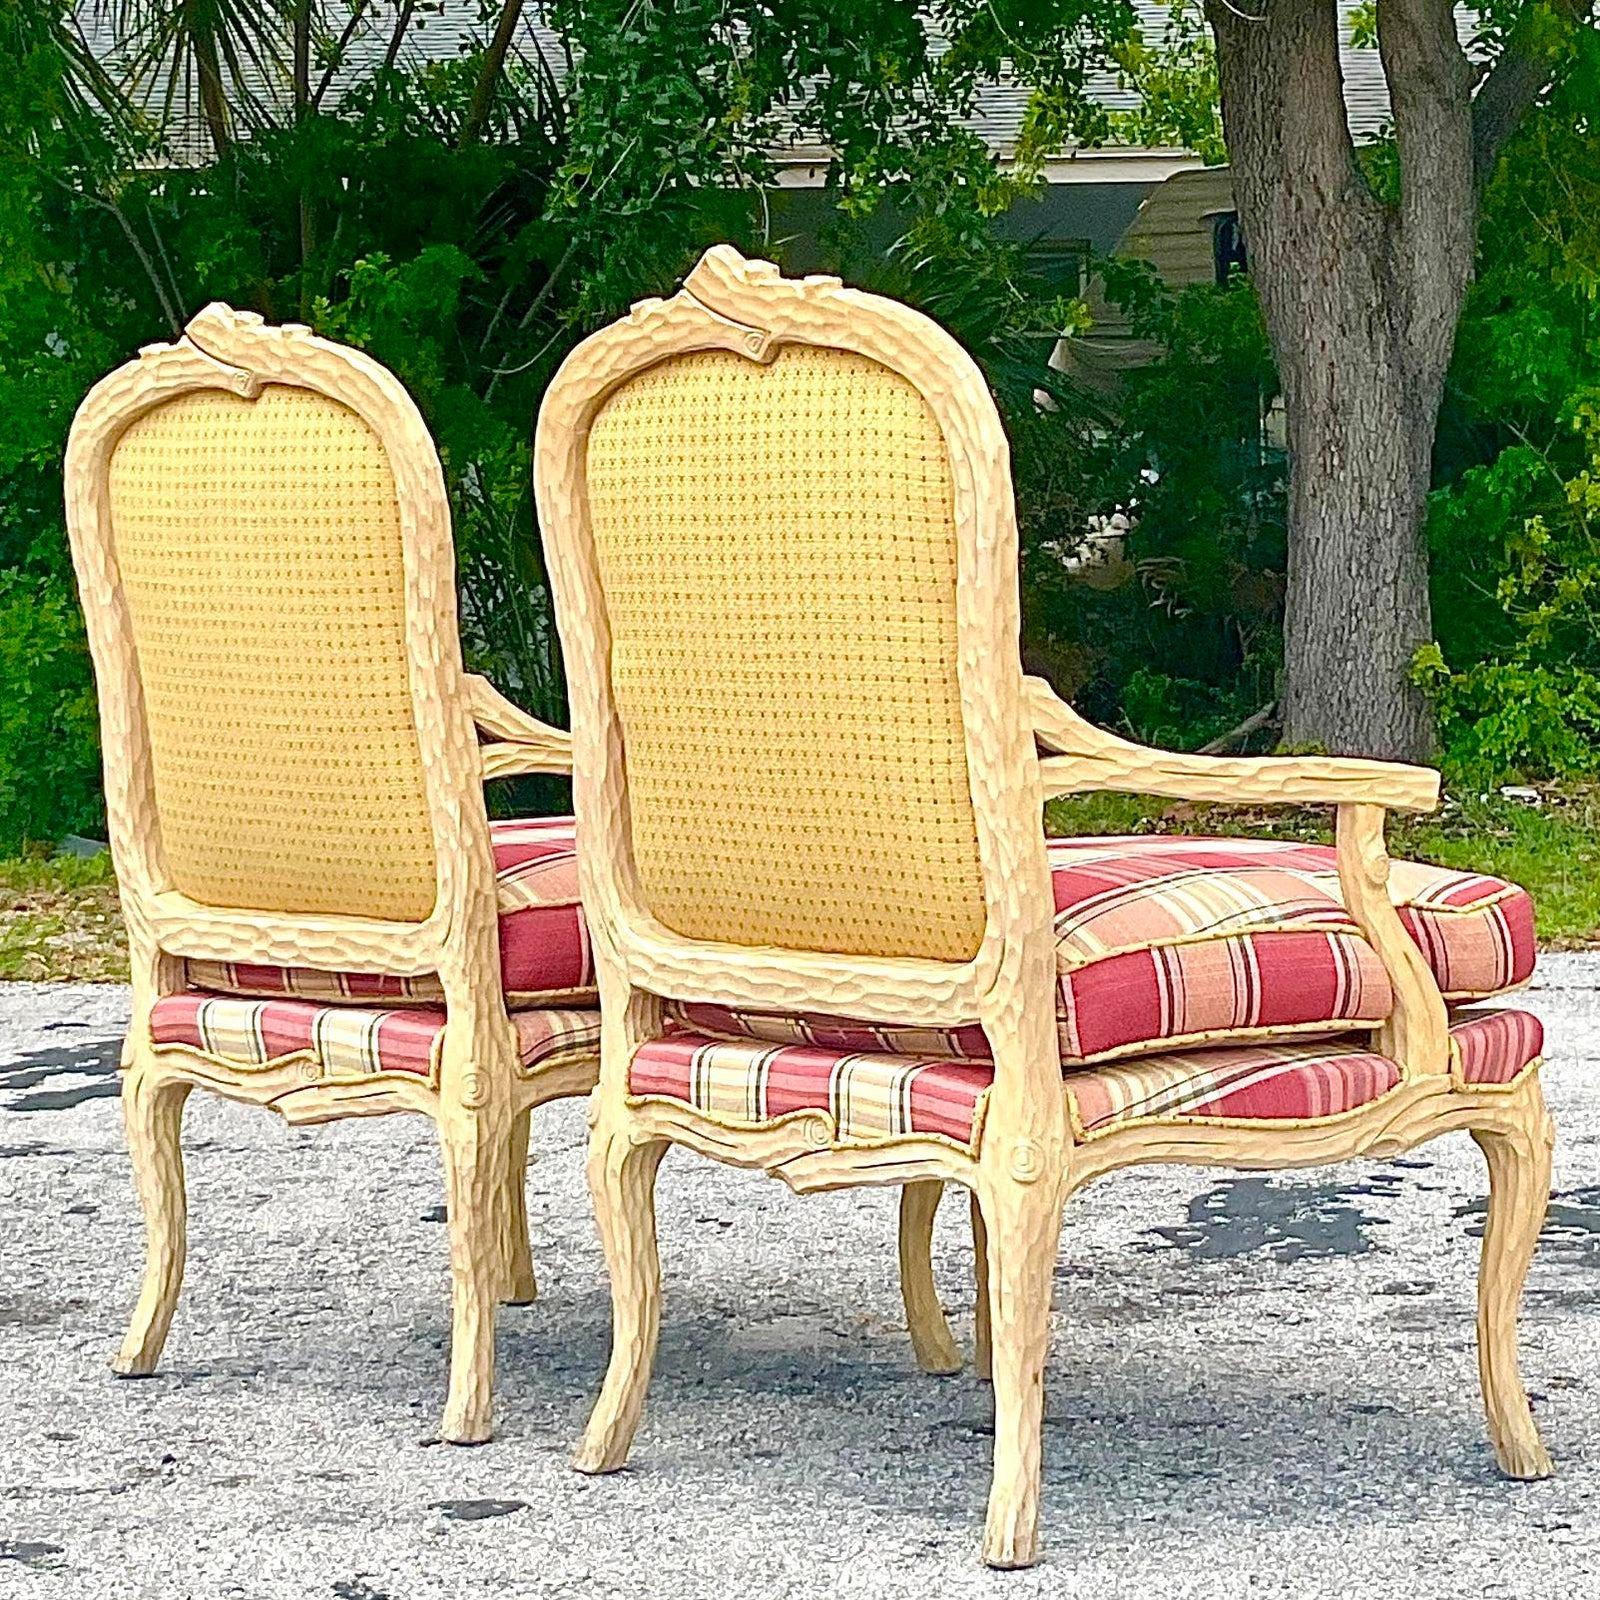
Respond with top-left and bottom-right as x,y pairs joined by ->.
970,1187 -> 993,1382
437,1098 -> 511,1444
977,1166 -> 1064,1569
898,1181 -> 963,1375
574,1124 -> 668,1474
1472,1082 -> 1556,1480
113,1059 -> 192,1377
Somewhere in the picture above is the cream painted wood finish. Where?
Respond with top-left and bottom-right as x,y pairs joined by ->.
65,306 -> 598,1445
536,246 -> 1554,1568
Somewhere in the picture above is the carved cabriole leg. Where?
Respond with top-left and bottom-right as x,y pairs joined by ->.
575,972 -> 667,1475
970,1186 -> 993,1383
898,1180 -> 963,1375
500,1107 -> 538,1306
112,1057 -> 192,1377
572,1123 -> 668,1473
977,1167 -> 1064,1569
436,1099 -> 511,1443
1472,1082 -> 1556,1480
975,926 -> 1067,1572
434,984 -> 520,1446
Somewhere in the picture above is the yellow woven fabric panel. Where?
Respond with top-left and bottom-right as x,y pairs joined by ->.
584,345 -> 986,960
107,385 -> 437,920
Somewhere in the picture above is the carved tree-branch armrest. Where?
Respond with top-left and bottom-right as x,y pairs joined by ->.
1334,803 -> 1451,1076
1026,679 -> 1450,1075
466,675 -> 572,778
1025,678 -> 1441,814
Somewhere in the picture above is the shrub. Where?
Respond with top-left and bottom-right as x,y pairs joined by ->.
0,572 -> 102,852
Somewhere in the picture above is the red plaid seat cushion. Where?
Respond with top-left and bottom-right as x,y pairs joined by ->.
629,1009 -> 1542,1148
150,992 -> 600,1082
182,818 -> 592,1007
183,826 -> 1534,1069
670,835 -> 1535,1066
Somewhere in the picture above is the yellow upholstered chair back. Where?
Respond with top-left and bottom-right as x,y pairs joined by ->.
103,383 -> 435,921
66,307 -> 493,980
537,249 -> 1052,1028
583,343 -> 984,961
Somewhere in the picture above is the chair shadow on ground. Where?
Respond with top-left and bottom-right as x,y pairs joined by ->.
63,1094 -> 1575,1540
0,1034 -> 122,1113
485,1189 -> 1560,1541
485,1285 -> 1547,1541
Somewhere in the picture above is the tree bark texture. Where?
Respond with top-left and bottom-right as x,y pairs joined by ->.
1206,0 -> 1477,760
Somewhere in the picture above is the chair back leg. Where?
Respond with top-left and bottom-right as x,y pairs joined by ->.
970,1187 -> 993,1382
898,1181 -> 963,1375
500,1107 -> 539,1306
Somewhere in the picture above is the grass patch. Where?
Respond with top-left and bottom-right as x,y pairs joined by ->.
0,851 -> 127,983
1046,784 -> 1600,947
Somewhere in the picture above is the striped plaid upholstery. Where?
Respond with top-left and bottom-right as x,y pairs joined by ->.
183,817 -> 593,1006
630,1010 -> 1544,1147
181,827 -> 1534,1068
1451,1007 -> 1544,1086
629,1034 -> 991,1145
672,836 -> 1534,1066
1065,1039 -> 1401,1135
150,992 -> 600,1082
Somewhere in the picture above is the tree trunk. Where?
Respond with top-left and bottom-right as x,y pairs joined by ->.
1206,0 -> 1477,761
291,2 -> 311,115
383,1 -> 418,71
1279,335 -> 1437,759
192,21 -> 231,159
292,0 -> 315,317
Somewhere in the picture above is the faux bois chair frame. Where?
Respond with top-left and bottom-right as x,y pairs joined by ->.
534,246 -> 1554,1567
64,305 -> 594,1444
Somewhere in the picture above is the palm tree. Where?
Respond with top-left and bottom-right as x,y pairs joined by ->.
83,1 -> 294,158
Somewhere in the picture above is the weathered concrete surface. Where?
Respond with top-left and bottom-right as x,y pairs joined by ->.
3,964 -> 1600,1598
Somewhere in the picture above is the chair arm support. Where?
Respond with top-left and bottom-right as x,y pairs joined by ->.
466,675 -> 572,777
1026,677 -> 1441,814
1334,803 -> 1451,1077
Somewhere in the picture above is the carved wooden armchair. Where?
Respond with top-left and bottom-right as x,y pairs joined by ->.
64,304 -> 960,1442
534,247 -> 1553,1566
64,307 -> 605,1443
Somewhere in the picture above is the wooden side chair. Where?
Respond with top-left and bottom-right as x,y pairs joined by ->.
534,247 -> 1554,1566
64,306 -> 604,1443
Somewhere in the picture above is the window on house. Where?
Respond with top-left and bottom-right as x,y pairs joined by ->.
1211,211 -> 1248,284
1029,238 -> 1092,300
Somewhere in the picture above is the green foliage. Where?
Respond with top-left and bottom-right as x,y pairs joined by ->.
0,850 -> 114,891
0,573 -> 104,853
1421,27 -> 1600,784
1,0 -> 1142,843
1107,0 -> 1226,164
1347,2 -> 1380,50
1020,260 -> 1284,747
5,0 -> 1600,846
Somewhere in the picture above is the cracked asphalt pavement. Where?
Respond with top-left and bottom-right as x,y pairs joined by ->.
3,962 -> 1600,1598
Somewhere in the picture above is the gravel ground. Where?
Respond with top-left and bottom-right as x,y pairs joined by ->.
4,963 -> 1600,1599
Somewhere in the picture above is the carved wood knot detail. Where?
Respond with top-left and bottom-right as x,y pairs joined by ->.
798,1112 -> 834,1148
1009,1138 -> 1045,1183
